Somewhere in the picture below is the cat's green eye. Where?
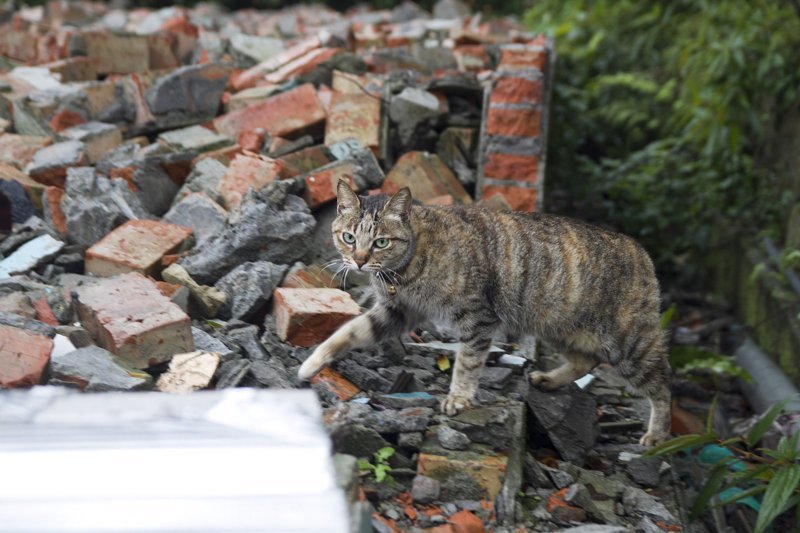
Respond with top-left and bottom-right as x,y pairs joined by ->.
374,238 -> 390,249
342,232 -> 356,244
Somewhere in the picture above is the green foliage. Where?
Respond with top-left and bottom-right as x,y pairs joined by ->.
525,0 -> 799,282
669,346 -> 752,382
647,395 -> 800,531
357,446 -> 395,484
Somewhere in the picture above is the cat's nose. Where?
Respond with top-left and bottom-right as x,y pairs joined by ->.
354,258 -> 366,269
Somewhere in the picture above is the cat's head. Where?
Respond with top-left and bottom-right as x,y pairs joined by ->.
332,180 -> 414,275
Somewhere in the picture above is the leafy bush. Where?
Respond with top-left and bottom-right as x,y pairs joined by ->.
525,0 -> 800,282
647,396 -> 800,532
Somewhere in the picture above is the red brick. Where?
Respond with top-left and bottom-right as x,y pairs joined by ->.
231,36 -> 321,91
449,510 -> 485,533
424,194 -> 454,206
485,107 -> 541,138
214,83 -> 326,140
278,145 -> 334,179
273,288 -> 361,347
482,153 -> 538,182
454,45 -> 490,72
43,186 -> 67,235
193,144 -> 243,166
311,367 -> 360,401
0,324 -> 53,388
480,185 -> 537,212
383,152 -> 471,204
85,220 -> 193,277
238,129 -> 265,153
74,272 -> 193,369
41,57 -> 97,82
281,264 -> 336,289
80,31 -> 150,75
499,46 -> 548,71
32,298 -> 59,326
48,109 -> 86,133
265,47 -> 342,84
417,452 -> 508,501
303,161 -> 357,209
220,152 -> 285,210
0,135 -> 52,168
491,77 -> 543,105
477,193 -> 512,212
324,92 -> 381,154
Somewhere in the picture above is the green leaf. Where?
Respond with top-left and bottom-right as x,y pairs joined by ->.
660,303 -> 678,329
746,397 -> 792,448
356,459 -> 373,472
374,464 -> 392,483
375,447 -> 395,463
706,394 -> 719,432
690,461 -> 731,519
754,464 -> 800,533
645,433 -> 717,457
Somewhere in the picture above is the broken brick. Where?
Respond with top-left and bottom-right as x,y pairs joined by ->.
0,163 -> 46,212
25,140 -> 88,188
302,160 -> 357,209
480,185 -> 537,212
219,152 -> 285,211
383,152 -> 471,204
449,510 -> 486,533
0,135 -> 52,169
311,367 -> 360,401
278,145 -> 334,179
281,264 -> 336,289
32,298 -> 59,326
499,45 -> 548,72
272,287 -> 360,347
0,324 -> 53,388
324,92 -> 381,155
74,272 -> 193,369
417,450 -> 508,501
76,31 -> 150,75
43,186 -> 67,235
231,36 -> 321,91
214,83 -> 326,140
264,47 -> 342,84
85,219 -> 193,277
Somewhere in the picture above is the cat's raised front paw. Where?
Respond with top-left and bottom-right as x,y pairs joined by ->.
440,393 -> 472,416
297,347 -> 331,381
639,431 -> 669,447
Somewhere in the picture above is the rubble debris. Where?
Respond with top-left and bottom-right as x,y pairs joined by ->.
85,219 -> 192,277
155,350 -> 220,393
215,261 -> 287,320
74,272 -> 193,368
161,263 -> 226,318
50,346 -> 153,391
0,323 -> 53,387
273,287 -> 360,347
0,234 -> 64,278
527,384 -> 598,463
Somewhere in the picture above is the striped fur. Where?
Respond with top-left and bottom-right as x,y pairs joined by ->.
297,181 -> 672,445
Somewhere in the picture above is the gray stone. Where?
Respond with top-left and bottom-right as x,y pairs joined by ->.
346,405 -> 433,434
227,325 -> 267,360
0,310 -> 55,337
229,34 -> 284,66
0,234 -> 64,278
330,423 -> 390,459
479,366 -> 513,389
159,125 -> 232,153
62,168 -> 150,247
545,465 -> 575,489
50,346 -> 152,391
191,327 -> 236,361
336,359 -> 392,392
524,454 -> 554,488
398,431 -> 424,450
214,261 -> 288,320
163,192 -> 227,246
215,358 -> 251,388
145,63 -> 230,119
432,0 -> 471,19
377,392 -> 438,409
179,182 -> 316,284
0,179 -> 34,223
437,425 -> 470,450
389,87 -> 441,148
626,456 -> 662,488
565,483 -> 623,526
174,157 -> 227,205
0,292 -> 35,318
526,384 -> 598,463
449,403 -> 522,450
411,475 -> 440,503
621,486 -> 673,521
249,358 -> 293,389
24,140 -> 86,181
58,121 -> 121,164
130,157 -> 183,216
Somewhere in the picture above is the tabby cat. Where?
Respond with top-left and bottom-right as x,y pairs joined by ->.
298,180 -> 672,445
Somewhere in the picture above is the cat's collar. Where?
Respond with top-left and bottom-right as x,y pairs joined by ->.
387,284 -> 397,297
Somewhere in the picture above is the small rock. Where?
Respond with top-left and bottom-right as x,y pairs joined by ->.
0,292 -> 36,318
411,475 -> 441,503
161,263 -> 226,318
163,192 -> 227,245
0,234 -> 64,278
215,261 -> 287,320
249,358 -> 293,389
526,384 -> 598,463
331,423 -> 390,459
626,456 -> 663,488
155,351 -> 220,393
191,327 -> 236,361
438,425 -> 470,450
398,432 -> 424,450
621,485 -> 673,521
215,358 -> 251,388
51,346 -> 152,391
376,391 -> 438,409
336,359 -> 392,392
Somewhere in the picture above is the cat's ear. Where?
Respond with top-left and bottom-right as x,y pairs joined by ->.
337,179 -> 360,215
382,187 -> 413,221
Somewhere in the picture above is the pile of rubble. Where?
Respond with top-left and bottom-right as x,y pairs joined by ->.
0,0 -> 690,531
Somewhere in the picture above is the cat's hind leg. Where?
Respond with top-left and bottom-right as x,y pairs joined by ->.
529,352 -> 596,390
